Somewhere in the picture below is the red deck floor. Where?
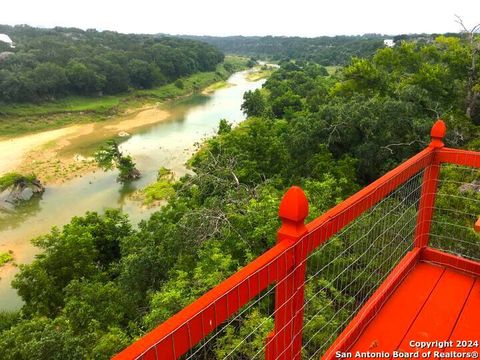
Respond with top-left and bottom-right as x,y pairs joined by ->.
348,260 -> 480,357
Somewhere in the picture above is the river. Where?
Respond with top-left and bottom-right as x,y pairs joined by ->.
0,69 -> 265,310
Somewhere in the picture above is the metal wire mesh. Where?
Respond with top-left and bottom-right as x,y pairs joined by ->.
181,285 -> 276,360
430,162 -> 480,261
300,170 -> 424,359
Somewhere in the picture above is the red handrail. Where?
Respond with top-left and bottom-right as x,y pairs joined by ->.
114,120 -> 478,360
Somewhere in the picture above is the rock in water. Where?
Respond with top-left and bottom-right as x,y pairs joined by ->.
4,176 -> 45,203
19,188 -> 34,201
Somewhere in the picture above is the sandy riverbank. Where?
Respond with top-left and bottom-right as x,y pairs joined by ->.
0,105 -> 171,184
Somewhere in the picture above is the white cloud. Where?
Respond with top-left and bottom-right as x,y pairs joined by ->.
0,0 -> 479,36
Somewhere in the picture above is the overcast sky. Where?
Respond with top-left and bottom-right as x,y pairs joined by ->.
1,0 -> 479,37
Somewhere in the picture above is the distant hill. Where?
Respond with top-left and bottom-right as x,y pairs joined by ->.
176,33 -> 464,66
176,34 -> 386,65
0,25 -> 224,103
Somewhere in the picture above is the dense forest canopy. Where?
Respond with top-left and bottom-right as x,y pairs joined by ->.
179,34 -> 387,65
0,34 -> 479,359
0,25 -> 224,103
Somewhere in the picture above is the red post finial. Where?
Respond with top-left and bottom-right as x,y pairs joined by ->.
269,186 -> 310,360
475,218 -> 480,233
277,186 -> 309,242
430,119 -> 446,148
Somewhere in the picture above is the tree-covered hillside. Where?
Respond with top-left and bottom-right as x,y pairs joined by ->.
0,36 -> 479,359
0,25 -> 224,103
179,34 -> 385,65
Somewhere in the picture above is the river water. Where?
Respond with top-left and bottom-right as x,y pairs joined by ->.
0,70 -> 265,310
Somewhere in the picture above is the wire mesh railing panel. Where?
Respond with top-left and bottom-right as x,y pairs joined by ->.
180,285 -> 276,360
430,163 -> 480,261
300,170 -> 424,359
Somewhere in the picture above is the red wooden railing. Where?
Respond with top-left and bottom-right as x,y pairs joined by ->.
114,120 -> 480,360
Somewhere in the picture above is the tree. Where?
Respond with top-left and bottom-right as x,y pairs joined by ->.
31,62 -> 68,99
66,61 -> 105,95
455,16 -> 480,123
12,210 -> 131,317
241,89 -> 266,117
247,58 -> 257,68
271,90 -> 302,118
0,317 -> 87,360
218,119 -> 232,134
94,57 -> 129,94
0,70 -> 36,102
63,280 -> 129,333
0,26 -> 224,102
127,59 -> 160,89
94,140 -> 140,182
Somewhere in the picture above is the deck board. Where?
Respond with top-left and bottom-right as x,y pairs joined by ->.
398,269 -> 475,354
446,278 -> 480,351
349,263 -> 444,353
347,262 -> 478,357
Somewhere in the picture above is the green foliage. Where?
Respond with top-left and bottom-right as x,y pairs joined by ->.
0,173 -> 37,192
429,165 -> 480,259
31,63 -> 68,99
247,58 -> 257,68
217,118 -> 232,134
0,311 -> 20,333
241,89 -> 266,117
0,25 -> 224,103
94,140 -> 140,182
90,327 -> 131,360
65,61 -> 106,95
144,241 -> 240,330
214,309 -> 274,359
0,251 -> 13,267
63,280 -> 130,333
174,79 -> 184,89
302,278 -> 353,354
271,90 -> 302,117
127,59 -> 163,89
157,167 -> 172,179
139,181 -> 175,205
261,37 -> 479,181
133,167 -> 175,206
0,317 -> 87,360
12,209 -> 132,317
181,34 -> 385,65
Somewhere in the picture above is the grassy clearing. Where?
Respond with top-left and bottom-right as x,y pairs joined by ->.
246,67 -> 275,82
140,181 -> 175,205
0,251 -> 14,268
202,81 -> 230,94
1,96 -> 121,117
0,56 -> 250,137
131,167 -> 176,206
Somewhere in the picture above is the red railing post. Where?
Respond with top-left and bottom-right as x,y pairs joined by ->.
414,119 -> 446,248
266,186 -> 309,360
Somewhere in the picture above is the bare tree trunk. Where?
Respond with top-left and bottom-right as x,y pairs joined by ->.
456,16 -> 480,120
466,39 -> 478,119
